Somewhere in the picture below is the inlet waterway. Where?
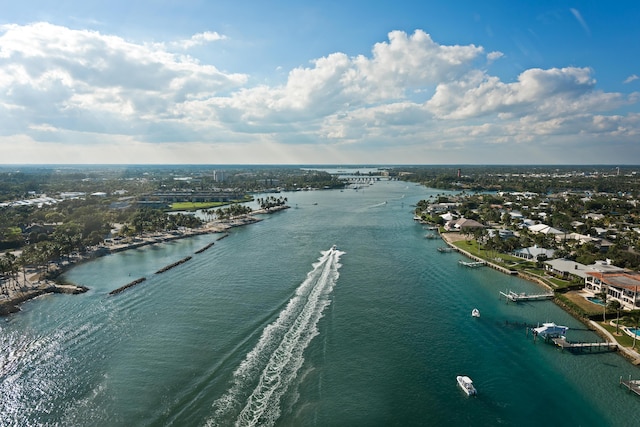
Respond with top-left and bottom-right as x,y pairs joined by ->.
1,177 -> 639,426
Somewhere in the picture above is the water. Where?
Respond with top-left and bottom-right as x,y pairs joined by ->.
587,296 -> 605,306
2,179 -> 640,426
628,328 -> 640,337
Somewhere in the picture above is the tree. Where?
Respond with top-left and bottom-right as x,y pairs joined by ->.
597,290 -> 609,322
607,300 -> 622,334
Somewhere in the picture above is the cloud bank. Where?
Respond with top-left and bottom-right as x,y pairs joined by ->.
0,23 -> 638,164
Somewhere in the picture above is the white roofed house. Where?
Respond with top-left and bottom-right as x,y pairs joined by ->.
545,258 -> 624,282
528,223 -> 564,235
444,218 -> 484,232
440,212 -> 456,222
512,245 -> 555,261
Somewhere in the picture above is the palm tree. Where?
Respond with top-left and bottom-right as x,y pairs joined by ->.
607,300 -> 622,334
597,289 -> 609,322
3,252 -> 18,293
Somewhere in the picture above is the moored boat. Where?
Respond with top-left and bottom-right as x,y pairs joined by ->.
457,375 -> 477,396
531,322 -> 568,338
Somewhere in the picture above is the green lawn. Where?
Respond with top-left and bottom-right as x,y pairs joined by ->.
169,201 -> 227,211
601,323 -> 639,350
169,196 -> 253,211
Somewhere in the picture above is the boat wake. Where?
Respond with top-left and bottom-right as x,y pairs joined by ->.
208,246 -> 343,427
368,201 -> 387,208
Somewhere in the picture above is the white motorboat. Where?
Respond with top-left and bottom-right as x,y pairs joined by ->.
472,308 -> 480,318
457,375 -> 477,396
531,322 -> 568,338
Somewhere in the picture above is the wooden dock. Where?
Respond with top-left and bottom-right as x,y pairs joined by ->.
499,290 -> 554,302
552,337 -> 617,353
620,376 -> 640,396
458,260 -> 486,268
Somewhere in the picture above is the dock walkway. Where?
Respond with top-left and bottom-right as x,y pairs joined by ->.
500,290 -> 554,302
552,337 -> 617,353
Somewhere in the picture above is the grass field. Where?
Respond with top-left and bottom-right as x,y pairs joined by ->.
169,196 -> 253,211
169,201 -> 227,211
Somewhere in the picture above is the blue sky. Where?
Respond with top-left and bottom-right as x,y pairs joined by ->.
1,1 -> 639,164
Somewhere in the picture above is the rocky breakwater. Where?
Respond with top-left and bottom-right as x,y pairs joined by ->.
0,283 -> 88,316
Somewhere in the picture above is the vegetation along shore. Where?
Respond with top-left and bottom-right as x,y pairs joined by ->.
3,164 -> 640,368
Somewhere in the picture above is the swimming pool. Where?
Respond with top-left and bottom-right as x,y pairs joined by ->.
626,327 -> 640,337
587,296 -> 605,306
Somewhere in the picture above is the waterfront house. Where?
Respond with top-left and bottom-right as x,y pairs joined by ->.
444,218 -> 484,232
512,245 -> 555,261
545,258 -> 623,282
584,270 -> 640,310
487,228 -> 515,239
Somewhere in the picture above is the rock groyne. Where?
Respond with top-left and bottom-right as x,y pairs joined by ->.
109,277 -> 147,295
154,256 -> 192,274
194,242 -> 215,254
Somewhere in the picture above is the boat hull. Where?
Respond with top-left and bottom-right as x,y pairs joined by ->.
457,375 -> 477,396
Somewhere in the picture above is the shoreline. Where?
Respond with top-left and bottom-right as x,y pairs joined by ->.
0,206 -> 288,316
439,231 -> 640,364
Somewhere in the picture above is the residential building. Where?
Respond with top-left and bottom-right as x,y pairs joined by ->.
584,270 -> 640,310
512,245 -> 555,260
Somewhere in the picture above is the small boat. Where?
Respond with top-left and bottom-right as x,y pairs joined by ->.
331,244 -> 338,251
457,375 -> 477,396
472,308 -> 480,318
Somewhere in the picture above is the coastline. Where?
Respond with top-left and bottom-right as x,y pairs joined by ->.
0,206 -> 288,316
439,230 -> 640,364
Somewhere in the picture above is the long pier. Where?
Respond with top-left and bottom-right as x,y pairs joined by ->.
499,290 -> 554,302
552,337 -> 617,353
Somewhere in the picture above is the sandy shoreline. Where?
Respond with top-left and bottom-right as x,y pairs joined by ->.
0,207 -> 285,315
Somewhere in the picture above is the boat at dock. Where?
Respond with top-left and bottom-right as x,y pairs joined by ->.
458,260 -> 485,268
531,322 -> 568,339
620,376 -> 640,397
472,308 -> 480,318
457,375 -> 477,396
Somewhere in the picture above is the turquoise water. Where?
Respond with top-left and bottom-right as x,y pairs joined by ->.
588,296 -> 605,306
628,328 -> 640,337
1,179 -> 640,426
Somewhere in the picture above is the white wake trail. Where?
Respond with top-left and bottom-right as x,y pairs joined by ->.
209,247 -> 343,427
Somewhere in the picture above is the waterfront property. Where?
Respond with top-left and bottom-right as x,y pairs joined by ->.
544,258 -> 625,282
512,245 -> 555,261
584,271 -> 640,310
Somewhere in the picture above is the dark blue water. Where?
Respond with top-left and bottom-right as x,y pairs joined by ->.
1,179 -> 639,426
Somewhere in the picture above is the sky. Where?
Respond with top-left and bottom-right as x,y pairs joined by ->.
0,1 -> 639,165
